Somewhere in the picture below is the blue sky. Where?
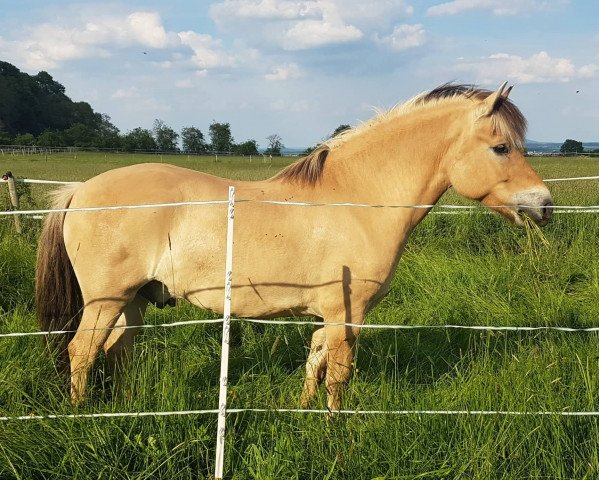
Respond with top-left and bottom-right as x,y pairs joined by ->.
1,0 -> 597,147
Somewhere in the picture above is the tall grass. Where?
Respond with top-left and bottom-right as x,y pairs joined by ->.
0,153 -> 598,478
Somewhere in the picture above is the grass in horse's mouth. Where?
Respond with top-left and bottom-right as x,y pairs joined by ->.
522,214 -> 550,256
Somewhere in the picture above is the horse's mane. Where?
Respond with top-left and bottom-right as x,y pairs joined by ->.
419,83 -> 527,150
272,83 -> 527,186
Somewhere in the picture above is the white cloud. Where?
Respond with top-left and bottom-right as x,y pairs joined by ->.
112,87 -> 140,99
210,0 -> 413,50
0,11 -> 180,70
210,0 -> 322,22
1,9 -> 259,76
264,62 -> 303,80
283,17 -> 363,50
123,12 -> 178,48
175,79 -> 194,88
211,0 -> 413,25
333,0 -> 414,26
375,24 -> 426,51
178,31 -> 237,69
269,98 -> 316,112
455,51 -> 598,83
427,0 -> 567,16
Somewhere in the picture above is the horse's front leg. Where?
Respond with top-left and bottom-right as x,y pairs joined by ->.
323,313 -> 363,412
300,325 -> 327,408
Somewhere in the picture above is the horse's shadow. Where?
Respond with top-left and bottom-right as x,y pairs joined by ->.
183,320 -> 492,408
80,305 -> 522,412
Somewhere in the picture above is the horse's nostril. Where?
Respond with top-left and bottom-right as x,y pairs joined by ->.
542,200 -> 554,219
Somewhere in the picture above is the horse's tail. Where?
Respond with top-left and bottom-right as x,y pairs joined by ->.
36,184 -> 83,370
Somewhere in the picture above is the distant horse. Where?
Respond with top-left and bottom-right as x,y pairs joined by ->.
37,83 -> 553,410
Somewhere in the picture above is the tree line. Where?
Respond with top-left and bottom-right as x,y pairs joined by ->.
559,139 -> 599,154
1,116 -> 285,156
0,61 -> 285,155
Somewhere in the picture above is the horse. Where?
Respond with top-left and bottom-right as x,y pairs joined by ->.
36,82 -> 553,411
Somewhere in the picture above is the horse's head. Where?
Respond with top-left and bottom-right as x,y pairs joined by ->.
443,82 -> 552,226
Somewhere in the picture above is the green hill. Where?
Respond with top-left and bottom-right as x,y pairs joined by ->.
0,61 -> 103,138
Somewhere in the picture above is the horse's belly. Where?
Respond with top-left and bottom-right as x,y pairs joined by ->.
182,277 -> 318,319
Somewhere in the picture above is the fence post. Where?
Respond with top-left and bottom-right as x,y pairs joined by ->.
3,171 -> 22,234
214,186 -> 235,480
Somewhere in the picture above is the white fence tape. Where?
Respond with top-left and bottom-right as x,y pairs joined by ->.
5,317 -> 599,340
1,199 -> 599,217
3,407 -> 599,423
544,175 -> 599,182
0,199 -> 228,216
1,174 -> 598,217
0,178 -> 80,185
2,174 -> 598,186
0,318 -> 223,339
240,318 -> 599,333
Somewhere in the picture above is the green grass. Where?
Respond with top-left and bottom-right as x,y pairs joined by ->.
0,152 -> 598,479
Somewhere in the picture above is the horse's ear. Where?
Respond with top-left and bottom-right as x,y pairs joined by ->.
502,85 -> 514,99
483,81 -> 509,116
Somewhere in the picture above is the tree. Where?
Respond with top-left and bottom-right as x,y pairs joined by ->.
153,119 -> 179,152
36,129 -> 62,147
0,61 -> 107,139
265,134 -> 284,156
0,131 -> 12,144
560,139 -> 584,154
96,114 -> 121,149
60,123 -> 97,147
13,133 -> 35,145
34,71 -> 65,95
233,139 -> 259,156
331,124 -> 351,138
209,122 -> 234,153
181,126 -> 207,153
122,128 -> 157,151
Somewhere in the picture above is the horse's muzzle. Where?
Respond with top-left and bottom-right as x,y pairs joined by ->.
515,192 -> 553,226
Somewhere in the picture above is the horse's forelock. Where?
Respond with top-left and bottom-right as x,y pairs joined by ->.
486,96 -> 527,150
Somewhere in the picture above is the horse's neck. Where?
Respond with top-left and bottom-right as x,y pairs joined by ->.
322,111 -> 453,213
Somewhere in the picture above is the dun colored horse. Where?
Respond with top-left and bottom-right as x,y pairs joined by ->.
37,82 -> 553,410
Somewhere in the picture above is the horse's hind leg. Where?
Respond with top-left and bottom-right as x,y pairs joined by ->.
300,325 -> 327,407
68,299 -> 128,404
103,295 -> 149,389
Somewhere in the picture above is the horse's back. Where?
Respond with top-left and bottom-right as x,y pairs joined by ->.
72,163 -> 231,205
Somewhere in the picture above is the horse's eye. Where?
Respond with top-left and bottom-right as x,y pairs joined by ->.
492,144 -> 509,155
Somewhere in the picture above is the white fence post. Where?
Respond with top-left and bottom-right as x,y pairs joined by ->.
3,171 -> 22,233
214,186 -> 235,480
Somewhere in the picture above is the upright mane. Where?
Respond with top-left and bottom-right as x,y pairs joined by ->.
419,83 -> 527,149
271,144 -> 330,186
272,83 -> 527,186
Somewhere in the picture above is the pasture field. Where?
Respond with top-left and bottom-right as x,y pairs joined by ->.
1,152 -> 599,479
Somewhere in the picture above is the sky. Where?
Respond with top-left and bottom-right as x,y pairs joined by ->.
0,0 -> 598,148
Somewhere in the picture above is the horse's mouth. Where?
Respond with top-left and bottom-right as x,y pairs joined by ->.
514,202 -> 553,227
